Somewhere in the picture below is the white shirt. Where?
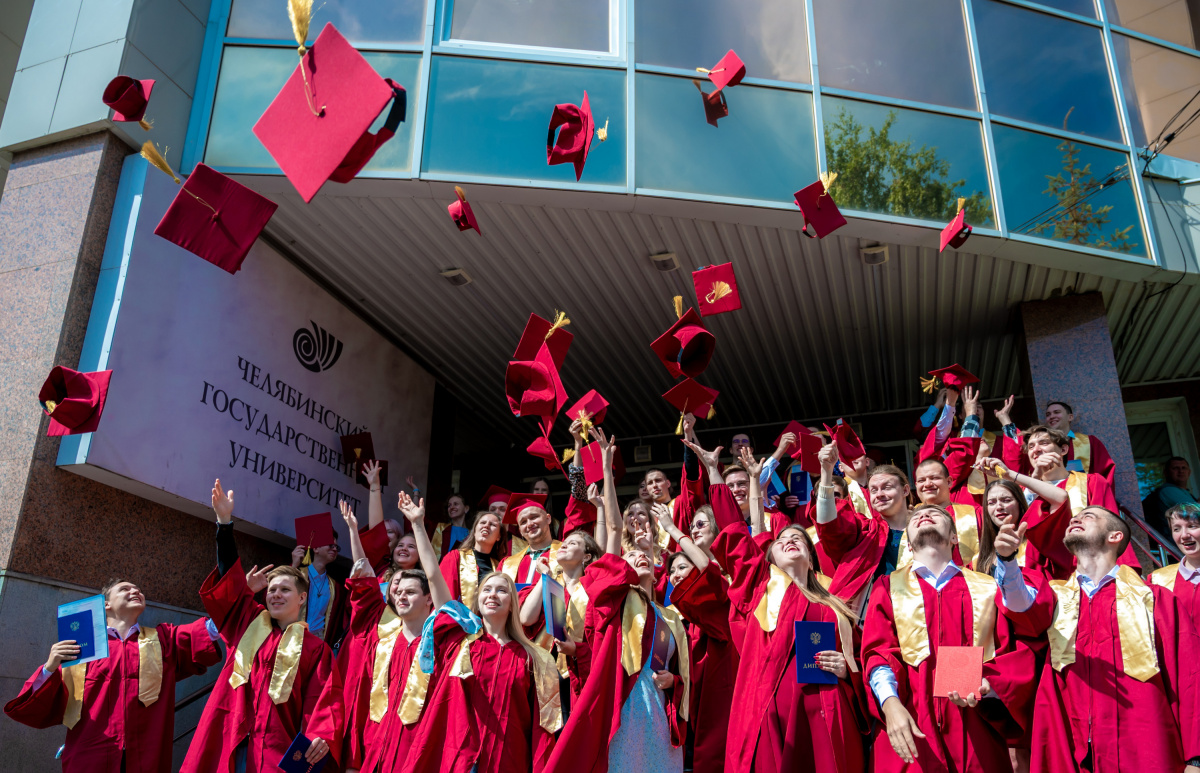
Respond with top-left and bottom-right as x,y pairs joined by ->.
1178,561 -> 1200,585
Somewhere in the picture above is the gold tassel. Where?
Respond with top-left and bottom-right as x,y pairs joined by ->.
675,413 -> 686,436
694,67 -> 726,74
140,141 -> 179,184
288,0 -> 313,56
138,117 -> 153,131
956,197 -> 967,214
455,185 -> 466,203
596,118 -> 609,142
576,410 -> 593,442
920,376 -> 940,394
43,400 -> 58,414
673,295 -> 684,319
707,405 -> 716,420
544,310 -> 570,340
301,547 -> 312,567
705,281 -> 731,305
819,171 -> 838,191
561,448 -> 575,464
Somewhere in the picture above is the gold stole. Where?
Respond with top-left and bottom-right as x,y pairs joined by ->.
620,591 -> 691,720
511,535 -> 529,555
368,608 -> 404,722
966,431 -> 998,495
1149,564 -> 1179,592
806,525 -> 820,546
847,480 -> 869,517
1064,471 -> 1089,515
397,629 -> 481,725
952,503 -> 980,569
62,626 -> 164,729
1048,566 -> 1159,681
229,611 -> 308,704
890,565 -> 997,667
1017,539 -> 1027,567
430,523 -> 447,557
753,565 -> 857,672
459,549 -> 481,609
1072,433 -> 1092,474
501,541 -> 563,585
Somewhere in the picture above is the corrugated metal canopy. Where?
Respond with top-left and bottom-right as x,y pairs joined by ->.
239,176 -> 1200,445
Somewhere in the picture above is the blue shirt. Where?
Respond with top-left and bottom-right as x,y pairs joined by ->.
306,564 -> 331,635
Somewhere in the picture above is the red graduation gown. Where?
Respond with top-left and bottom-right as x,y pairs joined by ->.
438,548 -> 496,606
814,497 -> 894,609
1152,566 -> 1200,625
4,620 -> 220,773
544,554 -> 687,773
182,560 -> 344,773
1024,475 -> 1140,580
1026,580 -> 1200,772
669,563 -> 741,773
861,572 -> 1038,773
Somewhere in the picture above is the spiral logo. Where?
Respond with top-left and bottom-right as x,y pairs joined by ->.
293,321 -> 343,373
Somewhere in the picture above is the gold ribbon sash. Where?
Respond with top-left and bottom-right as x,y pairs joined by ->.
1048,566 -> 1158,681
847,480 -> 870,518
63,626 -> 164,729
229,611 -> 308,704
501,541 -> 562,585
620,590 -> 651,677
397,629 -> 482,725
754,565 -> 857,672
62,663 -> 86,729
657,604 -> 691,720
459,550 -> 480,610
1072,433 -> 1092,475
1149,564 -> 1179,592
369,609 -> 404,722
529,645 -> 564,732
890,564 -> 997,667
1064,471 -> 1089,515
952,503 -> 980,569
430,523 -> 447,558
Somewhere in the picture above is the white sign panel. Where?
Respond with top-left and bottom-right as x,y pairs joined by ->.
61,158 -> 435,543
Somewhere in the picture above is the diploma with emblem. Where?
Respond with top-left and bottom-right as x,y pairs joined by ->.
278,733 -> 328,773
57,593 -> 108,666
649,610 -> 676,672
542,575 -> 567,641
794,621 -> 837,684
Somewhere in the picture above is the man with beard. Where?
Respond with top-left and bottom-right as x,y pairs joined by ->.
1001,505 -> 1200,773
861,504 -> 1039,772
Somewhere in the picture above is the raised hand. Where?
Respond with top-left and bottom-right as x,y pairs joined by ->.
774,432 -> 796,459
994,394 -> 1015,426
994,522 -> 1027,561
817,442 -> 838,473
397,491 -> 425,525
681,437 -> 723,471
962,385 -> 980,418
650,502 -> 674,533
738,446 -> 764,476
589,427 -> 616,464
291,545 -> 307,568
339,499 -> 358,532
211,479 -> 234,524
974,456 -> 1011,479
246,564 -> 274,594
945,387 -> 960,408
45,640 -> 81,672
405,475 -> 420,495
681,412 -> 697,442
587,483 -> 604,510
364,460 -> 381,488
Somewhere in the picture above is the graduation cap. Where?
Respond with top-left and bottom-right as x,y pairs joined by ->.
294,512 -> 336,566
504,492 -> 548,525
478,485 -> 512,510
650,307 -> 716,379
339,431 -> 389,487
920,364 -> 979,394
546,91 -> 595,181
823,421 -> 866,463
793,173 -> 846,239
696,50 -> 746,93
513,311 -> 572,370
328,79 -> 407,184
252,23 -> 397,203
693,262 -> 741,317
567,389 -> 608,442
940,198 -> 972,252
152,161 -> 279,275
579,441 -> 626,486
505,342 -> 567,422
447,185 -> 481,234
527,431 -> 564,474
38,366 -> 113,436
663,378 -> 719,434
692,80 -> 728,128
103,76 -> 154,129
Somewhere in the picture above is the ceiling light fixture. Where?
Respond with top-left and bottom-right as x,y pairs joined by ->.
649,252 -> 680,272
440,268 -> 473,286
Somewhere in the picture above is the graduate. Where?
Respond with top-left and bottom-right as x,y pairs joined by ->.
4,580 -> 221,773
429,493 -> 472,559
359,460 -> 406,574
644,413 -> 705,547
972,457 -> 1067,579
1043,400 -> 1116,488
438,509 -> 506,608
1149,502 -> 1200,623
911,456 -> 985,568
861,503 -> 1039,773
501,492 -> 562,585
1000,506 -> 1200,773
335,496 -> 434,773
182,479 -> 344,773
546,428 -> 690,773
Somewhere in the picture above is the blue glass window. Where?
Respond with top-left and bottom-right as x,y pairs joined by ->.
445,0 -> 612,52
1031,0 -> 1097,17
635,0 -> 810,84
813,0 -> 976,109
1112,33 -> 1200,163
205,47 -> 421,174
227,0 -> 426,45
974,0 -> 1121,141
423,57 -> 626,186
822,97 -> 994,225
993,124 -> 1145,255
635,73 -> 816,202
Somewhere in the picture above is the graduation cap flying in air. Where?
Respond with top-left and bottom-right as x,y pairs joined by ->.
103,76 -> 154,130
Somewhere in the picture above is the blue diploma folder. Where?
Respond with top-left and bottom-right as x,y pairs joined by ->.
57,594 -> 108,666
542,576 -> 567,641
789,468 -> 812,504
277,733 -> 327,773
794,621 -> 837,685
649,610 -> 676,673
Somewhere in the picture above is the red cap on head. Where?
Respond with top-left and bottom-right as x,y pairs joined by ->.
693,262 -> 741,317
252,23 -> 396,203
927,364 -> 979,391
700,50 -> 746,93
504,492 -> 548,525
546,91 -> 595,181
692,80 -> 728,127
103,76 -> 155,123
505,342 -> 567,423
339,432 -> 388,487
38,366 -> 113,436
662,378 -> 719,418
579,441 -> 625,486
294,512 -> 335,549
153,164 -> 278,275
940,208 -> 972,252
327,79 -> 407,184
823,421 -> 866,463
567,389 -> 608,427
478,485 -> 512,509
793,179 -> 847,239
650,307 -> 716,379
448,185 -> 481,235
513,312 -> 573,371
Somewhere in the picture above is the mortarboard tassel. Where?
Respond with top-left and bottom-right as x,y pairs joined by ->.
673,295 -> 684,319
301,547 -> 313,566
694,67 -> 726,75
138,117 -> 153,131
817,171 -> 838,207
561,448 -> 575,464
141,141 -> 179,184
576,409 -> 593,442
707,405 -> 716,420
544,310 -> 570,340
956,197 -> 967,214
920,376 -> 940,394
705,281 -> 732,305
675,397 -> 690,436
43,400 -> 58,414
287,0 -> 324,116
596,118 -> 609,142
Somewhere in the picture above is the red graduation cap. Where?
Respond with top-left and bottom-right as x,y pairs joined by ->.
513,312 -> 573,370
252,23 -> 396,203
923,364 -> 979,393
328,79 -> 407,184
567,389 -> 608,440
546,91 -> 595,181
579,441 -> 626,486
38,366 -> 113,436
448,186 -> 481,235
823,421 -> 866,463
153,163 -> 278,275
650,308 -> 716,379
504,492 -> 548,525
772,421 -> 807,457
294,512 -> 336,549
478,485 -> 512,510
339,431 -> 388,487
693,262 -> 742,317
526,431 -> 564,474
692,80 -> 728,128
940,205 -> 972,252
505,342 -> 567,422
103,76 -> 154,126
663,378 -> 720,419
773,420 -> 823,473
698,50 -> 746,93
794,177 -> 847,239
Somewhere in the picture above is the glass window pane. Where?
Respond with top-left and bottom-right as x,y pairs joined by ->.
635,0 -> 809,85
635,73 -> 816,201
423,57 -> 626,186
205,47 -> 420,174
974,0 -> 1122,140
1113,34 -> 1200,162
993,124 -> 1145,255
1032,0 -> 1097,17
447,0 -> 610,52
822,97 -> 994,225
227,0 -> 426,45
813,0 -> 976,109
1105,0 -> 1198,50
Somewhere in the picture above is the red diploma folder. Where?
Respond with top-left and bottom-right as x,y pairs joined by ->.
933,646 -> 984,699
